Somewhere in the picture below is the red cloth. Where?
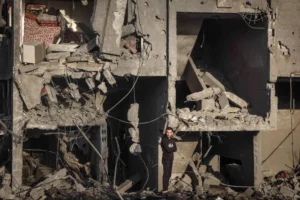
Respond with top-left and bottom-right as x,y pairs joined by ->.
23,18 -> 61,47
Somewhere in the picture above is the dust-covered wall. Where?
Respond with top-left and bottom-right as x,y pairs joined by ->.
261,110 -> 300,175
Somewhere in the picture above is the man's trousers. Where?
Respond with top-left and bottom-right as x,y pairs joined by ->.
162,159 -> 173,191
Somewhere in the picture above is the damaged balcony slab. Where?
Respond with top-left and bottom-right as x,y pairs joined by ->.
25,104 -> 107,130
176,108 -> 273,131
112,58 -> 167,76
15,74 -> 44,110
19,62 -> 104,77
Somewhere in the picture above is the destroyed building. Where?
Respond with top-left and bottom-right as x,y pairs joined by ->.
0,0 -> 298,199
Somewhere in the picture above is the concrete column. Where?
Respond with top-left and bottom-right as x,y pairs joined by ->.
167,0 -> 177,127
159,0 -> 177,191
12,83 -> 24,189
253,132 -> 262,189
12,0 -> 24,189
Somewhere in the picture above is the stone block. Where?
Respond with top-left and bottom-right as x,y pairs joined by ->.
218,93 -> 230,109
244,187 -> 254,197
201,98 -> 216,111
203,177 -> 220,190
223,92 -> 248,108
186,87 -> 222,101
202,72 -> 225,91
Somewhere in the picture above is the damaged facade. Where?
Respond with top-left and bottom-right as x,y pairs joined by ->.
0,0 -> 296,199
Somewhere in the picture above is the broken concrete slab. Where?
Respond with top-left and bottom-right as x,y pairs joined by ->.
112,58 -> 167,76
185,57 -> 207,94
201,72 -> 226,91
223,92 -> 248,108
201,98 -> 216,111
15,74 -> 44,110
46,52 -> 70,60
122,24 -> 135,37
203,175 -> 220,190
95,92 -> 106,113
186,87 -> 222,102
70,72 -> 84,79
45,85 -> 58,103
98,82 -> 107,94
48,44 -> 79,52
43,71 -> 52,83
128,127 -> 139,143
117,173 -> 141,194
127,103 -> 139,128
103,69 -> 116,86
19,65 -> 39,74
244,187 -> 254,197
218,93 -> 230,109
103,62 -> 110,70
100,0 -> 127,56
85,78 -> 95,89
129,143 -> 142,155
67,63 -> 104,72
73,36 -> 99,56
66,55 -> 90,63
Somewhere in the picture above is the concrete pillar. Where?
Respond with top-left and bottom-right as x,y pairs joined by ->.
253,132 -> 262,189
12,0 -> 24,189
12,84 -> 24,189
160,0 -> 177,191
93,124 -> 108,183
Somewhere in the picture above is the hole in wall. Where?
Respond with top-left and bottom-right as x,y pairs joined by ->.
276,79 -> 300,109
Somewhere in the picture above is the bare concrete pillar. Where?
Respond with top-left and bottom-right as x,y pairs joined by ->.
159,0 -> 177,192
167,0 -> 178,131
12,0 -> 24,189
12,83 -> 24,189
253,132 -> 262,189
92,124 -> 108,183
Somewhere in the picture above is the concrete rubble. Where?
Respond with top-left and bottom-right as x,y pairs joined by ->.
0,0 -> 290,199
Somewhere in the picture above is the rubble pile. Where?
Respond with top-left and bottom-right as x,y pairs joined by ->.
15,1 -> 150,130
164,162 -> 300,200
14,151 -> 119,200
176,67 -> 271,130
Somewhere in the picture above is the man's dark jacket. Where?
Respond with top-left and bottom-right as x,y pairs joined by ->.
161,136 -> 177,160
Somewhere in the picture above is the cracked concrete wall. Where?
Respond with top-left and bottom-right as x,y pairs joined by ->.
269,0 -> 300,78
261,110 -> 300,176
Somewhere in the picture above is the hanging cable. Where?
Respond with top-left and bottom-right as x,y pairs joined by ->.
139,154 -> 149,190
107,113 -> 176,125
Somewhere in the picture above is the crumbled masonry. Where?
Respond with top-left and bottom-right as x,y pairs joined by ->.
0,0 -> 296,199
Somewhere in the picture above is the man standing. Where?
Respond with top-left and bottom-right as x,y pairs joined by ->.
161,127 -> 177,194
